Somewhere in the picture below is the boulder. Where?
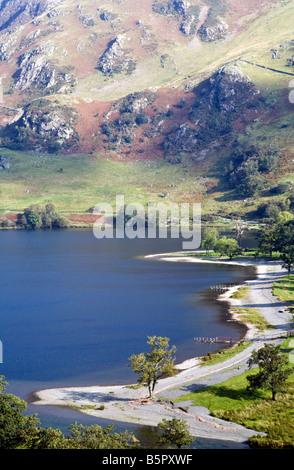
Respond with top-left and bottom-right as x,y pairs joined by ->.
0,155 -> 11,169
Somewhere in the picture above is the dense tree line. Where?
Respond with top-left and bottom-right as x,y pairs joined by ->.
0,373 -> 194,450
0,375 -> 137,449
17,203 -> 69,229
201,227 -> 242,259
258,219 -> 294,273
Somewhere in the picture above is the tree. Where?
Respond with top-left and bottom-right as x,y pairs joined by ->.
25,427 -> 70,449
201,227 -> 219,253
68,423 -> 137,449
0,376 -> 40,449
258,224 -> 280,257
158,418 -> 194,449
215,236 -> 242,259
276,211 -> 294,225
281,246 -> 294,274
247,344 -> 294,401
230,159 -> 265,197
128,336 -> 177,398
275,220 -> 294,253
235,219 -> 247,246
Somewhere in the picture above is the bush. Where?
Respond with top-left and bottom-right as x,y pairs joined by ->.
135,112 -> 149,125
0,217 -> 11,227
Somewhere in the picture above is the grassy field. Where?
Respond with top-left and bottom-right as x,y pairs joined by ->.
175,337 -> 294,448
3,145 -> 285,220
0,148 -> 209,212
231,306 -> 275,331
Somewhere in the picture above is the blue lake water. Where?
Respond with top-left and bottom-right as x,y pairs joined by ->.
0,229 -> 258,448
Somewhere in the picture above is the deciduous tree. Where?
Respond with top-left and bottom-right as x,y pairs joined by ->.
247,344 -> 294,401
158,418 -> 194,449
128,336 -> 177,398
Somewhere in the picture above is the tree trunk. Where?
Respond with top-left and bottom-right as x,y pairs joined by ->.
148,382 -> 152,398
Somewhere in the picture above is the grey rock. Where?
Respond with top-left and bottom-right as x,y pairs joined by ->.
209,65 -> 256,113
98,34 -> 136,75
17,102 -> 78,148
0,0 -> 65,31
180,14 -> 197,36
13,42 -> 76,92
199,20 -> 228,42
0,155 -> 11,169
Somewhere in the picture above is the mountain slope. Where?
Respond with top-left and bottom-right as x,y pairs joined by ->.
0,0 -> 294,221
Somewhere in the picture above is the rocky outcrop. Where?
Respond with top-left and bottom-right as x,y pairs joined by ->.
0,27 -> 23,61
98,9 -> 118,23
0,0 -> 65,31
101,91 -> 156,149
152,0 -> 199,36
22,102 -> 78,143
1,100 -> 79,151
198,19 -> 228,42
180,14 -> 198,36
208,65 -> 257,113
98,34 -> 136,76
164,65 -> 259,161
13,42 -> 77,93
116,91 -> 156,114
153,0 -> 191,17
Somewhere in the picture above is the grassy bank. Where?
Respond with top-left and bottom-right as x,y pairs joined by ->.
231,306 -> 275,331
201,340 -> 250,367
175,338 -> 294,448
273,275 -> 294,315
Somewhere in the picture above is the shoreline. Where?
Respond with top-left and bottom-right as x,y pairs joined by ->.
31,254 -> 293,443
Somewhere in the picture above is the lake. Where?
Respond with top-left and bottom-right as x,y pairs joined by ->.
0,228 -> 258,448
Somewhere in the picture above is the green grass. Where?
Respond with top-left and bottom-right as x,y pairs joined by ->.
201,340 -> 250,367
230,287 -> 250,299
0,148 -> 207,212
273,274 -> 294,315
175,338 -> 294,448
273,274 -> 294,303
174,366 -> 270,411
231,306 -> 275,331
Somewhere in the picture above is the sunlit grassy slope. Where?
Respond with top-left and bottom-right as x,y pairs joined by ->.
0,149 -> 208,212
74,0 -> 294,102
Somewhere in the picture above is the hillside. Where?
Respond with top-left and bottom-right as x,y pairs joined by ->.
0,0 -> 294,223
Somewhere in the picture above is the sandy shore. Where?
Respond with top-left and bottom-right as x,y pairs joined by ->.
32,255 -> 293,444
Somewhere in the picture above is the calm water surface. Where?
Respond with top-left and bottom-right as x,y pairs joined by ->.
0,229 -> 258,448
